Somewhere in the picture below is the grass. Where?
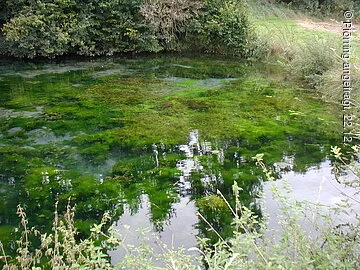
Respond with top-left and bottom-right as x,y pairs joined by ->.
246,0 -> 360,105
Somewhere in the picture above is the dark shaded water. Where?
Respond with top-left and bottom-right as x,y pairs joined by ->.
0,54 -> 342,258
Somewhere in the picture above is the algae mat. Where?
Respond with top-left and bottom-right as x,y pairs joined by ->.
0,54 -> 341,252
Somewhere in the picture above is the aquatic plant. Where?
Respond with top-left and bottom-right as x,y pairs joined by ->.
0,55 -> 343,256
1,159 -> 359,269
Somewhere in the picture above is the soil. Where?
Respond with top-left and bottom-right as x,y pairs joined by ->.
295,19 -> 360,39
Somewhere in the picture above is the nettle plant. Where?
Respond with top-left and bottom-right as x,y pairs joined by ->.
1,148 -> 359,269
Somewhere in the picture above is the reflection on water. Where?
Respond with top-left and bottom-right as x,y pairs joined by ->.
176,130 -> 203,194
176,130 -> 227,194
109,195 -> 198,265
263,161 -> 360,239
0,54 -> 344,260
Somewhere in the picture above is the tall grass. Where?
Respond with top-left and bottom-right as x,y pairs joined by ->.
247,0 -> 360,104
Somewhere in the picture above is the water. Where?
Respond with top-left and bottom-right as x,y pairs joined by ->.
109,194 -> 199,265
0,54 -> 346,260
262,160 -> 360,240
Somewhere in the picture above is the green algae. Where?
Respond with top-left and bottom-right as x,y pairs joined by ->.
0,54 -> 343,250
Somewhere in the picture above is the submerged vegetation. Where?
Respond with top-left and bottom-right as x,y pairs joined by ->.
2,156 -> 359,269
1,0 -> 359,103
0,0 -> 359,269
0,52 -> 350,269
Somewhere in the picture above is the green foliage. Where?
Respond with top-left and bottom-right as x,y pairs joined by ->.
188,0 -> 251,56
140,0 -> 203,51
273,0 -> 360,18
0,0 -> 254,58
70,0 -> 161,56
1,0 -> 161,58
3,0 -> 76,58
289,37 -> 338,88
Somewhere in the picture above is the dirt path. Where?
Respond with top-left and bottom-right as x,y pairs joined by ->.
295,19 -> 359,39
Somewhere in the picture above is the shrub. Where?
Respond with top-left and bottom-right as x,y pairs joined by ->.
3,2 -> 73,58
289,37 -> 339,88
188,0 -> 252,57
69,0 -> 162,56
1,0 -> 255,58
140,0 -> 203,51
1,0 -> 161,58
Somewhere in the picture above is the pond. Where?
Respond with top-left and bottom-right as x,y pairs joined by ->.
0,54 -> 342,261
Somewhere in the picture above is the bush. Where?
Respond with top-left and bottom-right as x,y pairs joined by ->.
140,0 -> 203,51
0,0 -> 255,58
3,2 -> 73,58
289,37 -> 339,88
272,0 -> 360,18
188,0 -> 252,57
1,0 -> 161,58
69,0 -> 162,56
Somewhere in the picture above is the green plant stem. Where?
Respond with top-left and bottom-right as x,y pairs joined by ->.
196,212 -> 232,251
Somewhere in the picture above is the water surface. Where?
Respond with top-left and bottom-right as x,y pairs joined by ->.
0,54 -> 343,258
